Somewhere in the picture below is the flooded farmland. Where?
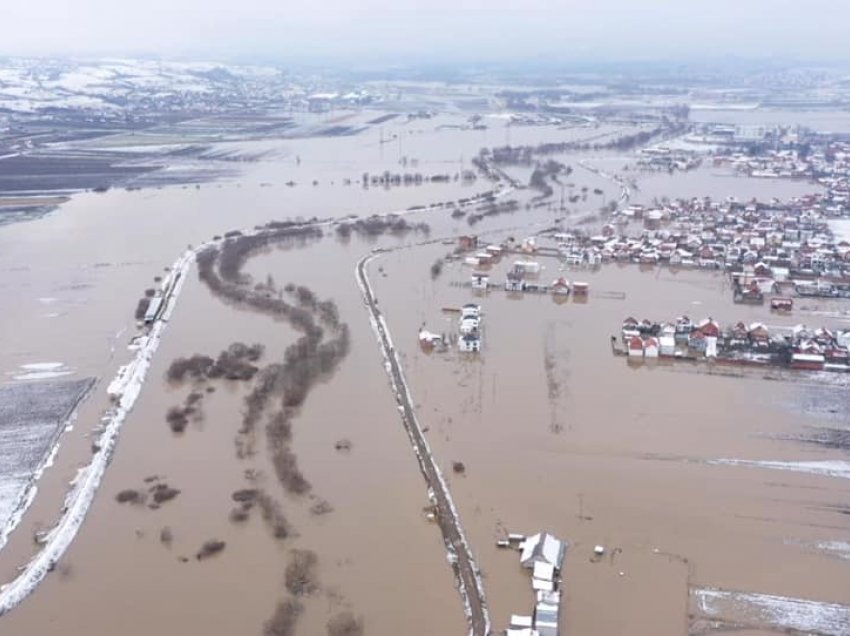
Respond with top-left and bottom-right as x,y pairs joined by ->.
1,102 -> 849,636
369,246 -> 850,634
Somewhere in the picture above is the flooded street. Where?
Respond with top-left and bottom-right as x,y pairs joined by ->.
0,106 -> 849,635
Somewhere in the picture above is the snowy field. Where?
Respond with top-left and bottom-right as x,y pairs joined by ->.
0,378 -> 94,549
709,458 -> 850,480
695,587 -> 850,635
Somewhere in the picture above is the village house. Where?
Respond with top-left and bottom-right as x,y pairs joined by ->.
505,268 -> 525,292
457,333 -> 481,353
457,304 -> 483,352
644,337 -> 660,358
627,335 -> 644,358
551,278 -> 570,295
418,330 -> 445,350
659,334 -> 676,357
471,273 -> 489,290
748,323 -> 771,349
514,260 -> 543,276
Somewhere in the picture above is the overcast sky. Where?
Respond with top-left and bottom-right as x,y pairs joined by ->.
3,0 -> 848,65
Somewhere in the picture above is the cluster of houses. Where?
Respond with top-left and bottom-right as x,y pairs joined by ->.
501,531 -> 567,636
545,195 -> 850,300
457,234 -> 592,297
715,138 -> 850,183
619,315 -> 850,371
636,147 -> 703,173
470,269 -> 589,297
460,235 -> 540,269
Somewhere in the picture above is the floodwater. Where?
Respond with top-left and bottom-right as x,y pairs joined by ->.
371,247 -> 850,634
631,166 -> 824,205
0,111 -> 630,634
0,107 -> 847,635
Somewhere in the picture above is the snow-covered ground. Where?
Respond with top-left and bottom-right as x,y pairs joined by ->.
709,458 -> 850,480
816,541 -> 850,560
786,538 -> 850,561
7,362 -> 74,381
0,378 -> 94,552
695,587 -> 850,635
0,58 -> 284,114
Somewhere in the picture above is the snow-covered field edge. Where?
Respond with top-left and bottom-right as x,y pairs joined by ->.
694,587 -> 850,635
0,247 -> 196,615
0,379 -> 95,554
709,458 -> 850,480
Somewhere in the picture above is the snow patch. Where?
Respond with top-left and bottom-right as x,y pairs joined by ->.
19,363 -> 64,371
10,362 -> 74,381
816,541 -> 850,560
694,587 -> 850,635
11,371 -> 73,381
709,458 -> 850,480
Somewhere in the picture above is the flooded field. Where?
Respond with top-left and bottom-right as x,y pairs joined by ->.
370,247 -> 850,634
0,105 -> 848,635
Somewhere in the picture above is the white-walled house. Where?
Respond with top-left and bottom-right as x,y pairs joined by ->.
458,333 -> 481,352
644,337 -> 659,358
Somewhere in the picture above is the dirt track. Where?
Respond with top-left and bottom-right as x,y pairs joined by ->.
356,250 -> 490,635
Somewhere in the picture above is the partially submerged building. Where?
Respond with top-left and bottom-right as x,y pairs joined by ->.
520,532 -> 566,570
143,295 -> 164,324
504,532 -> 567,636
618,315 -> 850,371
471,273 -> 490,290
551,278 -> 570,295
457,303 -> 482,353
458,333 -> 481,353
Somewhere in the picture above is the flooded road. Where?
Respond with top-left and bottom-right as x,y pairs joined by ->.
0,107 -> 847,635
357,250 -> 489,634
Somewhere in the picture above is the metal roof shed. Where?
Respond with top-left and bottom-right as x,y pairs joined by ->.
533,561 -> 555,582
144,296 -> 164,324
510,615 -> 534,628
521,532 -> 566,570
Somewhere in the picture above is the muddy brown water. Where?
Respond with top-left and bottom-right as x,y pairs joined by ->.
0,109 -> 847,635
371,247 -> 850,635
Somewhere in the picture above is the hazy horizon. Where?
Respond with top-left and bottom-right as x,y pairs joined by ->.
4,0 -> 850,67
